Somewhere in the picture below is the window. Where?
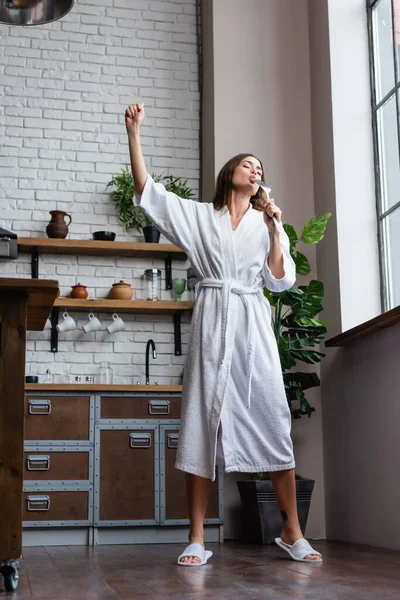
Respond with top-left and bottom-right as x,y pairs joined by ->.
368,0 -> 400,309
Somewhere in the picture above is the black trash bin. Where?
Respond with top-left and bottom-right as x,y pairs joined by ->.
237,477 -> 314,544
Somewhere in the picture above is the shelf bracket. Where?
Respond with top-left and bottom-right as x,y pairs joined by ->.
173,313 -> 182,356
50,307 -> 59,353
31,247 -> 39,279
165,255 -> 172,290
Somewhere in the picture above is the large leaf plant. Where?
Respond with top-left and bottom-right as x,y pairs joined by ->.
107,166 -> 194,233
265,213 -> 332,419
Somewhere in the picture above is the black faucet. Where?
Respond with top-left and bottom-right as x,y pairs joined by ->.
145,339 -> 157,385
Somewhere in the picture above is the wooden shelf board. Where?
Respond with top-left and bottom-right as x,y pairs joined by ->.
18,237 -> 187,260
25,383 -> 182,392
325,305 -> 400,347
54,298 -> 194,314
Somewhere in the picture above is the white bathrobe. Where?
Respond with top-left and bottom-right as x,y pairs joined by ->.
135,176 -> 296,480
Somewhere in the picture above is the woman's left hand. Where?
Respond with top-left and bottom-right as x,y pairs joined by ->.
264,198 -> 282,232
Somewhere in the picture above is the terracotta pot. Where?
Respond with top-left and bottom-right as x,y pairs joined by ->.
70,283 -> 88,299
109,280 -> 134,300
46,210 -> 72,239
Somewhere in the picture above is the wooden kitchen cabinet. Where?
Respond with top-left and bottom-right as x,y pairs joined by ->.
23,390 -> 223,538
96,395 -> 223,528
23,393 -> 94,528
160,426 -> 222,524
97,427 -> 157,525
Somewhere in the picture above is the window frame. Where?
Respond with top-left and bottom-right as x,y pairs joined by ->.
367,0 -> 400,310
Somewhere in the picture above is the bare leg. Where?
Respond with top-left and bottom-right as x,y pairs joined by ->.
269,469 -> 321,561
180,473 -> 212,564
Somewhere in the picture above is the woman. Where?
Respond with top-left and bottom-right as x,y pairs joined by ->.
125,103 -> 322,565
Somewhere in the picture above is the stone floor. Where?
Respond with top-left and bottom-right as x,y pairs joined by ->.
4,540 -> 400,599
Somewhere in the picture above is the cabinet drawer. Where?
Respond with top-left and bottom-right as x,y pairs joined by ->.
25,395 -> 90,441
23,490 -> 89,523
23,450 -> 90,482
100,396 -> 181,420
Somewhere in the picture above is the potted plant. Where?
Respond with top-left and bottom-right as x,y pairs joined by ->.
106,166 -> 194,243
237,212 -> 332,544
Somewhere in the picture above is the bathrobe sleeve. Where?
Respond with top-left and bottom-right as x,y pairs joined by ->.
262,220 -> 296,292
134,174 -> 197,255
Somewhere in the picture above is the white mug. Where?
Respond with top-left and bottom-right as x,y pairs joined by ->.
56,311 -> 76,333
106,313 -> 125,334
83,312 -> 102,333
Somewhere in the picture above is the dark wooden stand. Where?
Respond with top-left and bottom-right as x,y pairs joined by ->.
0,278 -> 58,591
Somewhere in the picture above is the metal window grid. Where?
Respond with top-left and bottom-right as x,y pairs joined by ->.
367,0 -> 400,309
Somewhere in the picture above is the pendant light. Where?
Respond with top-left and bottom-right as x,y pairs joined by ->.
0,0 -> 74,26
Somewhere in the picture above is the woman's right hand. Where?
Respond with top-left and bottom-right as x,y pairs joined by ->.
125,103 -> 145,134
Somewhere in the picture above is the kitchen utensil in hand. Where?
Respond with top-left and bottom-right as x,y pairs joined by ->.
254,178 -> 279,229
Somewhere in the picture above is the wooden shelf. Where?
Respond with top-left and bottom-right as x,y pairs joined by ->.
325,305 -> 400,347
54,298 -> 194,314
18,237 -> 187,260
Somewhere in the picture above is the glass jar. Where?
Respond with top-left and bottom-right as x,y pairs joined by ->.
144,268 -> 162,301
96,361 -> 113,385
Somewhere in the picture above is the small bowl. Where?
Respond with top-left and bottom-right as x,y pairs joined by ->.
93,231 -> 116,241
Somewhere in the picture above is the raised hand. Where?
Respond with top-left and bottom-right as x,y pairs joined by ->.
125,103 -> 145,134
264,198 -> 282,232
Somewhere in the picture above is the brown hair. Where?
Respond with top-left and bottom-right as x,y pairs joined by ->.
212,153 -> 267,212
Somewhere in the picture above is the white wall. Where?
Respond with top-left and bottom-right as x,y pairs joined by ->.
309,0 -> 400,549
0,0 -> 199,384
203,0 -> 326,540
327,0 -> 381,332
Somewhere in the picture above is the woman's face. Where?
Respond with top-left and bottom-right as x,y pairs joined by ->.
232,156 -> 263,195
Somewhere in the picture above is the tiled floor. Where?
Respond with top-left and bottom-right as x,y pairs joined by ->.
4,540 -> 400,599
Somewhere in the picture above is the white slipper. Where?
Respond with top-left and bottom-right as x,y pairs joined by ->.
177,543 -> 213,567
275,537 -> 322,563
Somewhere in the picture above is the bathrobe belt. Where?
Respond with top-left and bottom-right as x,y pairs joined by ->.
196,278 -> 262,409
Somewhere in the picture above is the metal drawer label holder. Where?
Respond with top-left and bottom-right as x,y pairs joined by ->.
27,495 -> 51,512
28,399 -> 52,415
27,455 -> 51,471
148,400 -> 170,415
129,432 -> 152,449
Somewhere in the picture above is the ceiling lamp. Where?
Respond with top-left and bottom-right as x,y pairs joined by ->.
0,0 -> 74,26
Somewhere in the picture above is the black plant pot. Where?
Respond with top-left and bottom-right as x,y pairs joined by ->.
143,225 -> 160,243
237,477 -> 314,545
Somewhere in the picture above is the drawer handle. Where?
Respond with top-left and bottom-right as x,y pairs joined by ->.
167,433 -> 179,449
148,400 -> 170,415
27,495 -> 51,512
28,399 -> 52,415
27,455 -> 51,471
129,432 -> 152,449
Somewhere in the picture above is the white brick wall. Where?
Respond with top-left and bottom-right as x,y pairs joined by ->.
0,0 -> 199,384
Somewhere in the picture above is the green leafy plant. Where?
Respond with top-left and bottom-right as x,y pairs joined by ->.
265,213 -> 332,419
106,166 -> 195,233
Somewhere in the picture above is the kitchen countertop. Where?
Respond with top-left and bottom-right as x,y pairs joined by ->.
25,384 -> 183,392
